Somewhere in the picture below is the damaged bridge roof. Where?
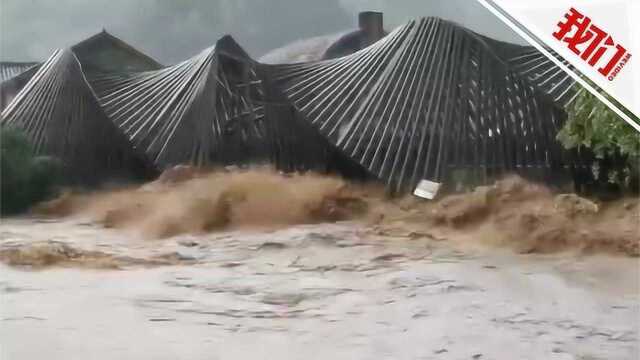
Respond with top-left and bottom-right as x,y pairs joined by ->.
0,62 -> 39,82
265,17 -> 570,192
1,50 -> 153,184
87,36 -> 264,168
0,18 -> 584,191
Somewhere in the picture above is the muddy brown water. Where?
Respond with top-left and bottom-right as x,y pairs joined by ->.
1,172 -> 639,359
1,218 -> 639,360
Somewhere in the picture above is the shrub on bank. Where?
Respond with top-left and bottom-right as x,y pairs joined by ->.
1,128 -> 63,215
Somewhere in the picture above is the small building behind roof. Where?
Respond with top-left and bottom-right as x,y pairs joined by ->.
322,11 -> 387,60
260,11 -> 387,64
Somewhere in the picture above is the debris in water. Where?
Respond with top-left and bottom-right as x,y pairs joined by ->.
413,179 -> 441,200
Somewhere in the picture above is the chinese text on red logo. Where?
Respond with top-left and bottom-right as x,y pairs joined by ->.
553,8 -> 632,81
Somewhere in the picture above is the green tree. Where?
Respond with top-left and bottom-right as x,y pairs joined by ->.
1,128 -> 63,215
557,90 -> 640,192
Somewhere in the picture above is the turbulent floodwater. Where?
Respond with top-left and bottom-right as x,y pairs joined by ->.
1,218 -> 639,360
1,171 -> 639,359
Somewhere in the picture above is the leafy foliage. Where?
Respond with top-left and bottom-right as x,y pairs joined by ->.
557,90 -> 639,193
1,128 -> 63,215
557,90 -> 640,158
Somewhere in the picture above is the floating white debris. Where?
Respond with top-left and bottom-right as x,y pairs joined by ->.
413,180 -> 441,200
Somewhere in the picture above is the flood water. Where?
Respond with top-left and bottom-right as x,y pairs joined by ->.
1,217 -> 638,360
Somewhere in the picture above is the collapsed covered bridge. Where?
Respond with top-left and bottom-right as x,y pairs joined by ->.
1,16 -> 585,194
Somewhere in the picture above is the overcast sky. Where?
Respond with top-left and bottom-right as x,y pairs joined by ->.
0,0 -> 524,64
